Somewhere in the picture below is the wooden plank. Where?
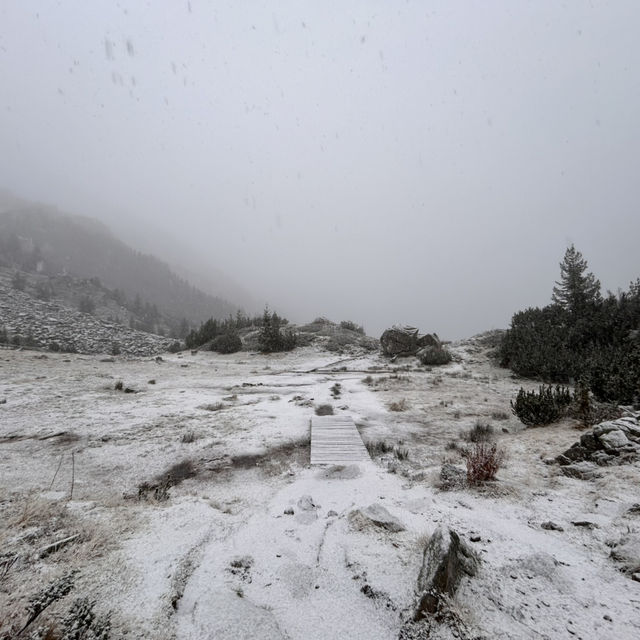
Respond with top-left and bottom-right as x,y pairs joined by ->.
310,415 -> 371,465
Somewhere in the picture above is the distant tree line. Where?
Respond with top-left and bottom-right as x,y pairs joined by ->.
184,307 -> 297,354
500,245 -> 640,404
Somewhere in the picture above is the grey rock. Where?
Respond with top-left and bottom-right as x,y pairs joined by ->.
380,325 -> 439,357
541,521 -> 564,532
610,534 -> 640,574
283,507 -> 294,515
297,495 -> 317,511
560,461 -> 603,480
349,503 -> 406,532
599,429 -> 629,450
414,527 -> 480,618
579,432 -> 599,451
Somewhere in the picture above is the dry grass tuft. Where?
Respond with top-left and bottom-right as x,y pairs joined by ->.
388,398 -> 410,412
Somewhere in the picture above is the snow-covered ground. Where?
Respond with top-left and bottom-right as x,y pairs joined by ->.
1,339 -> 639,639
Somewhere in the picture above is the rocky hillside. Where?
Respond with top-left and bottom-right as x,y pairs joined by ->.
0,198 -> 238,327
0,274 -> 174,356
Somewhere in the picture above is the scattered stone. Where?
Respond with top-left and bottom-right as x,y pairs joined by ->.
469,534 -> 481,542
283,507 -> 294,515
560,461 -> 603,480
609,534 -> 640,574
626,504 -> 640,516
0,398 -> 6,405
414,527 -> 480,618
438,463 -> 466,490
541,521 -> 564,532
349,503 -> 406,533
603,614 -> 613,622
632,573 -> 640,582
297,495 -> 317,511
295,495 -> 319,524
572,520 -> 599,530
327,510 -> 338,518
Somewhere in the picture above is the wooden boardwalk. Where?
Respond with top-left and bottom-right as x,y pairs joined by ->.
310,415 -> 371,465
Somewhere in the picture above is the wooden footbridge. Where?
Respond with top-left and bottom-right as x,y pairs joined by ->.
310,415 -> 371,465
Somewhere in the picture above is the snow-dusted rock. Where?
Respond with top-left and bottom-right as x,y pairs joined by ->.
599,429 -> 629,450
557,415 -> 640,473
415,527 -> 480,618
348,503 -> 405,532
610,534 -> 640,574
560,461 -> 603,480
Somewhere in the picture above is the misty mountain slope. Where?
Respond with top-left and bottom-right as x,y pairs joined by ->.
0,202 -> 237,326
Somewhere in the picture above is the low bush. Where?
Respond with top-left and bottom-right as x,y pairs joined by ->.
418,345 -> 452,366
463,421 -> 494,442
167,341 -> 182,353
315,404 -> 334,416
211,332 -> 242,354
339,320 -> 365,334
466,442 -> 504,484
510,384 -> 572,426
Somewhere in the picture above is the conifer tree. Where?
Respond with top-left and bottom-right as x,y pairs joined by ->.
551,245 -> 601,315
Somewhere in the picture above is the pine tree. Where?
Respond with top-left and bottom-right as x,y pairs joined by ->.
551,245 -> 601,316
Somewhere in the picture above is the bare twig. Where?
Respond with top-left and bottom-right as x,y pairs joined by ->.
49,454 -> 64,490
37,533 -> 81,559
69,451 -> 75,500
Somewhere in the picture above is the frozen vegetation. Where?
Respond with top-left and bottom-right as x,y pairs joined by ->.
1,336 -> 639,639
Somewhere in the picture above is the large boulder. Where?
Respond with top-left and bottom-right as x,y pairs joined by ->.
414,527 -> 480,619
556,414 -> 640,474
380,325 -> 440,358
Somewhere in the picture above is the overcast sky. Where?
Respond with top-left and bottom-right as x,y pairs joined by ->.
1,1 -> 639,339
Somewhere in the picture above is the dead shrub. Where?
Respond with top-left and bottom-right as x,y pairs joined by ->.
466,442 -> 504,484
180,431 -> 198,444
114,381 -> 123,391
491,411 -> 509,420
138,459 -> 197,501
388,398 -> 409,412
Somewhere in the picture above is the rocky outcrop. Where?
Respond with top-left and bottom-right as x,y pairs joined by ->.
380,325 -> 440,358
414,527 -> 480,618
556,415 -> 640,476
348,503 -> 406,532
0,281 -> 174,356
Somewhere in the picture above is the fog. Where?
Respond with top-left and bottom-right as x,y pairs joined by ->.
1,1 -> 639,339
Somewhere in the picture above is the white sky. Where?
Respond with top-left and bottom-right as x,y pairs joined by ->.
1,1 -> 639,338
